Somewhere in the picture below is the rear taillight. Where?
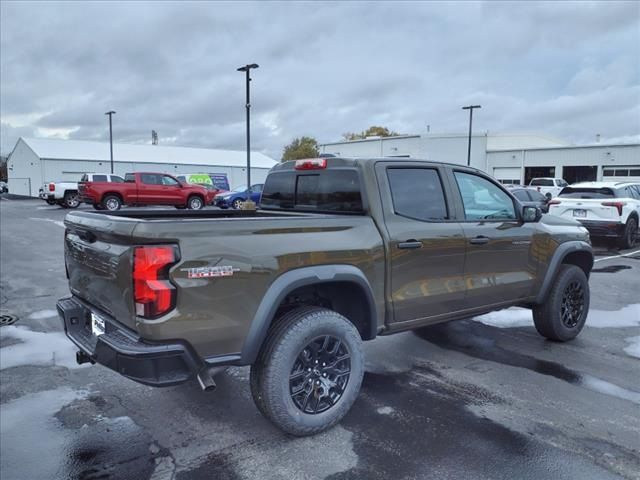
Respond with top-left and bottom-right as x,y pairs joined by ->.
601,201 -> 626,216
548,200 -> 561,206
295,158 -> 327,170
133,245 -> 179,318
49,183 -> 55,192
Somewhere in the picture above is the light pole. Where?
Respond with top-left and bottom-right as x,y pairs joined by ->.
105,110 -> 116,174
237,63 -> 259,205
462,105 -> 481,167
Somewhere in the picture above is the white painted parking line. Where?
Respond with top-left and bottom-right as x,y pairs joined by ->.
594,248 -> 640,263
29,217 -> 65,228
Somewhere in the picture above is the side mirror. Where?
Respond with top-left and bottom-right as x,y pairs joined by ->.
522,205 -> 542,222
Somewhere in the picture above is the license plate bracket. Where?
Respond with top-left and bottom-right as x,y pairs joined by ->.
91,312 -> 105,337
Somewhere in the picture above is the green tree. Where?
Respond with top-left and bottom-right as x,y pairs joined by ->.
342,126 -> 400,141
282,136 -> 319,161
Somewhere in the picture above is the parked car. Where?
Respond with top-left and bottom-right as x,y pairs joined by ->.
39,180 -> 80,208
59,157 -> 593,436
214,184 -> 264,209
79,172 -> 214,211
529,177 -> 568,199
508,187 -> 550,213
548,181 -> 640,248
0,181 -> 8,193
176,173 -> 224,204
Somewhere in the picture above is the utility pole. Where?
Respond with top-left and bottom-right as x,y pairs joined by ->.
105,110 -> 116,173
236,63 -> 259,206
462,105 -> 481,167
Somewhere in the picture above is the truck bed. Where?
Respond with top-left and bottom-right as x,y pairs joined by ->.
63,208 -> 385,360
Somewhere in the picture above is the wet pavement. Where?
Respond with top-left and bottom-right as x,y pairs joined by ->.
1,198 -> 639,480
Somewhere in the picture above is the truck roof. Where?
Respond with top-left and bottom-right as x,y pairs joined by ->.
274,157 -> 484,173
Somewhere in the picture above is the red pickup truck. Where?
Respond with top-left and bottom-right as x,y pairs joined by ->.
79,172 -> 216,211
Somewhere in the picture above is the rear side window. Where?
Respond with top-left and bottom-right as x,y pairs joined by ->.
559,187 -> 616,199
125,173 -> 135,183
531,179 -> 554,187
111,175 -> 124,183
387,168 -> 448,221
141,174 -> 161,185
93,174 -> 108,182
261,170 -> 363,212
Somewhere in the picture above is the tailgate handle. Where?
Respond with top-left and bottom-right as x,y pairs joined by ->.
398,240 -> 422,250
77,230 -> 97,243
469,235 -> 490,245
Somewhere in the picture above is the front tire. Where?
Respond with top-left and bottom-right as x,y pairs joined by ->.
250,307 -> 364,436
232,198 -> 243,210
619,217 -> 638,249
532,265 -> 590,341
187,195 -> 204,210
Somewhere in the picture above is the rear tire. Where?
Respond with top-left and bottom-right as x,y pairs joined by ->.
619,217 -> 638,249
46,199 -> 57,206
102,195 -> 122,211
63,191 -> 79,208
532,265 -> 589,341
250,307 -> 364,436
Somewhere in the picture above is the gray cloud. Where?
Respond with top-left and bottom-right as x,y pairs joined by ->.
1,0 -> 639,158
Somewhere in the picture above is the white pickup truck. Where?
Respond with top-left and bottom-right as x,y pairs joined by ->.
528,177 -> 569,199
39,173 -> 123,208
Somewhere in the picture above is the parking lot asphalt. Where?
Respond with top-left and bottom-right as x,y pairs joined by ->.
1,197 -> 639,480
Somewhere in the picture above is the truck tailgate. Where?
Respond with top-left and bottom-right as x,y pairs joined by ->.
64,213 -> 139,330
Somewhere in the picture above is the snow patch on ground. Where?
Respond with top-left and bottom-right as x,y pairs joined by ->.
28,309 -> 59,320
473,308 -> 533,328
473,304 -> 640,329
586,304 -> 640,328
0,325 -> 87,370
0,387 -> 88,479
377,406 -> 395,415
623,336 -> 640,359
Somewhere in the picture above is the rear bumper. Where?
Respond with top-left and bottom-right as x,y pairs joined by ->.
577,220 -> 624,238
57,296 -> 202,387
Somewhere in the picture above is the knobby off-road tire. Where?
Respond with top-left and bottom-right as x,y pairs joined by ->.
532,264 -> 590,341
250,307 -> 364,436
619,217 -> 638,250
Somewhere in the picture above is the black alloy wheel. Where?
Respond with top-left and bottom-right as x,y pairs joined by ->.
289,335 -> 351,415
560,280 -> 585,328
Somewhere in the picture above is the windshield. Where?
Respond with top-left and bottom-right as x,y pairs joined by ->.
231,185 -> 247,192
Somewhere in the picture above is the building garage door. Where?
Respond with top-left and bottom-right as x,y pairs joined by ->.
603,165 -> 640,182
493,167 -> 521,185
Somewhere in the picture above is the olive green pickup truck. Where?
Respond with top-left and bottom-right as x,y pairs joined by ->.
58,157 -> 593,436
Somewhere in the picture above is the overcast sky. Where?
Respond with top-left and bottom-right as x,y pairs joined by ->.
1,1 -> 639,158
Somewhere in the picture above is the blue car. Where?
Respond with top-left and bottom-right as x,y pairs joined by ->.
214,184 -> 264,209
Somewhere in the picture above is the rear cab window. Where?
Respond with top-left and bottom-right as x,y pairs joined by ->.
261,167 -> 363,213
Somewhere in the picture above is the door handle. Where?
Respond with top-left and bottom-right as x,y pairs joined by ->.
469,236 -> 490,245
398,240 -> 423,249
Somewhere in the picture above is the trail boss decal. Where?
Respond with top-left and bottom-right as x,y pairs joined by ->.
182,266 -> 240,279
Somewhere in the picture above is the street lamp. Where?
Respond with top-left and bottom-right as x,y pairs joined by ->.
462,105 -> 481,167
237,63 -> 259,206
105,110 -> 116,174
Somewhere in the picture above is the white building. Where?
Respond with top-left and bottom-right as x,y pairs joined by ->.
319,133 -> 640,185
6,137 -> 278,197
